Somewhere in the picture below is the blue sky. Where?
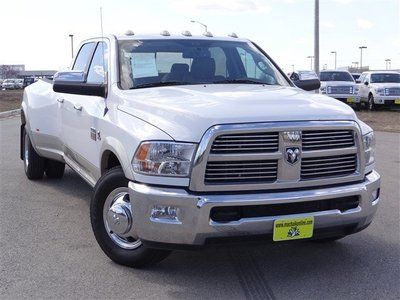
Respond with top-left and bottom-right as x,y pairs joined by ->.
0,0 -> 398,72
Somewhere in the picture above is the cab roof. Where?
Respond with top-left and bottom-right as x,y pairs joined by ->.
115,33 -> 250,43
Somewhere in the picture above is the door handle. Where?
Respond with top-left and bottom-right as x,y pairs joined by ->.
57,98 -> 64,103
74,104 -> 82,111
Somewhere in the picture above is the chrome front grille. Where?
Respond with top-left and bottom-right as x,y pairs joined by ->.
301,154 -> 357,179
189,121 -> 363,192
210,132 -> 279,154
386,88 -> 400,96
205,160 -> 278,184
328,86 -> 352,94
302,130 -> 355,150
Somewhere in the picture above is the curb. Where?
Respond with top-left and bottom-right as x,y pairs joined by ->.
0,109 -> 21,118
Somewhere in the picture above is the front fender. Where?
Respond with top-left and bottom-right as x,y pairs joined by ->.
99,137 -> 133,180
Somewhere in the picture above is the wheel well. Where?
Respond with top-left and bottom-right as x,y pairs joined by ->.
101,151 -> 121,174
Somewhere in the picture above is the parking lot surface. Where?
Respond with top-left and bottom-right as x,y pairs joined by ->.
1,116 -> 399,299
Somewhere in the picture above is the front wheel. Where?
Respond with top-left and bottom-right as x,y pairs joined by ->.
368,94 -> 376,111
90,167 -> 170,268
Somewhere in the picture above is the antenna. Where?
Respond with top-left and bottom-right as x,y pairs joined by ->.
100,7 -> 109,116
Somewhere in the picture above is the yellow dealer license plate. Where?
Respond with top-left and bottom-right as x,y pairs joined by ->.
347,97 -> 356,103
273,216 -> 314,242
395,99 -> 400,104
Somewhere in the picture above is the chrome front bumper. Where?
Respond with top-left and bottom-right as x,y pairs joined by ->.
327,94 -> 360,103
373,96 -> 400,104
129,171 -> 380,247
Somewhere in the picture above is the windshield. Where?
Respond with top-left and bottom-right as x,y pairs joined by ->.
319,71 -> 354,82
370,73 -> 400,83
118,39 -> 289,89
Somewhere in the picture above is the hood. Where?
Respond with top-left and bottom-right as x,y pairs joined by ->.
117,84 -> 357,142
320,81 -> 355,87
369,82 -> 400,89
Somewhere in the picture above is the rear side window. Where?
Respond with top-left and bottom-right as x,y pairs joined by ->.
73,42 -> 95,71
87,42 -> 108,84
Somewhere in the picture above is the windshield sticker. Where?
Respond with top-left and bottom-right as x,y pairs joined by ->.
131,53 -> 158,78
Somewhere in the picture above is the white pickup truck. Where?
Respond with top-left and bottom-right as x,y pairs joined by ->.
21,32 -> 380,268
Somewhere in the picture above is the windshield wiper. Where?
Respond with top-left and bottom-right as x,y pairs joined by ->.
213,79 -> 271,85
130,81 -> 190,89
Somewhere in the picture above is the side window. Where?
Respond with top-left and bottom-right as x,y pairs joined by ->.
87,42 -> 108,84
73,42 -> 95,71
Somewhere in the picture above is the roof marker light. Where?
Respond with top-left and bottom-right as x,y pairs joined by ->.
160,30 -> 170,36
228,32 -> 238,38
125,30 -> 135,36
182,30 -> 192,36
203,31 -> 213,37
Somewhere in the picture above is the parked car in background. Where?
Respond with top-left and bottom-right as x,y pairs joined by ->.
351,73 -> 361,81
23,77 -> 36,88
15,79 -> 24,89
0,79 -> 3,89
2,78 -> 19,90
319,70 -> 361,110
358,71 -> 400,110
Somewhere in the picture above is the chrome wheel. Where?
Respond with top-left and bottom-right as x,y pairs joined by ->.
24,132 -> 29,171
103,187 -> 142,250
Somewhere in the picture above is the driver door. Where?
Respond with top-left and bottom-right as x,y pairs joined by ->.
59,41 -> 108,184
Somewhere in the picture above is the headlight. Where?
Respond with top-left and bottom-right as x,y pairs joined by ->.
320,87 -> 326,94
132,142 -> 196,177
363,131 -> 375,166
354,86 -> 360,95
376,88 -> 385,96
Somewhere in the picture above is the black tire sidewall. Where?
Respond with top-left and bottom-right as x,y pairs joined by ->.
368,95 -> 375,111
90,167 -> 170,268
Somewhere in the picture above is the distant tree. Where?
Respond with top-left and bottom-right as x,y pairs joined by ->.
0,65 -> 19,79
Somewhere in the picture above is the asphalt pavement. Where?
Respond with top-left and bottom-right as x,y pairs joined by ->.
1,116 -> 399,299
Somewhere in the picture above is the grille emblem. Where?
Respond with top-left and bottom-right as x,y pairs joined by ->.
285,147 -> 300,165
283,131 -> 301,142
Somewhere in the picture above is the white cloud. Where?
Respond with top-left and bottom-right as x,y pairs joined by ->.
357,18 -> 375,29
171,0 -> 271,14
321,21 -> 335,29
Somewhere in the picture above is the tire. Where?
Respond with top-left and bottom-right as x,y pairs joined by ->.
90,166 -> 171,268
368,94 -> 375,111
45,160 -> 65,179
355,102 -> 362,111
23,128 -> 45,180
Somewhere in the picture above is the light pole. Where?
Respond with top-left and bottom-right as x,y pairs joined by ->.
330,51 -> 337,69
385,58 -> 391,70
69,34 -> 74,58
307,56 -> 314,70
314,0 -> 319,77
359,46 -> 367,70
190,20 -> 208,33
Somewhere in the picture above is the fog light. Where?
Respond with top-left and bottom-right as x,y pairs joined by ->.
371,189 -> 380,202
151,205 -> 180,222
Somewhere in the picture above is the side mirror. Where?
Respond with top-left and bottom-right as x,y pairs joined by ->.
364,81 -> 369,86
53,71 -> 106,97
293,78 -> 321,91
